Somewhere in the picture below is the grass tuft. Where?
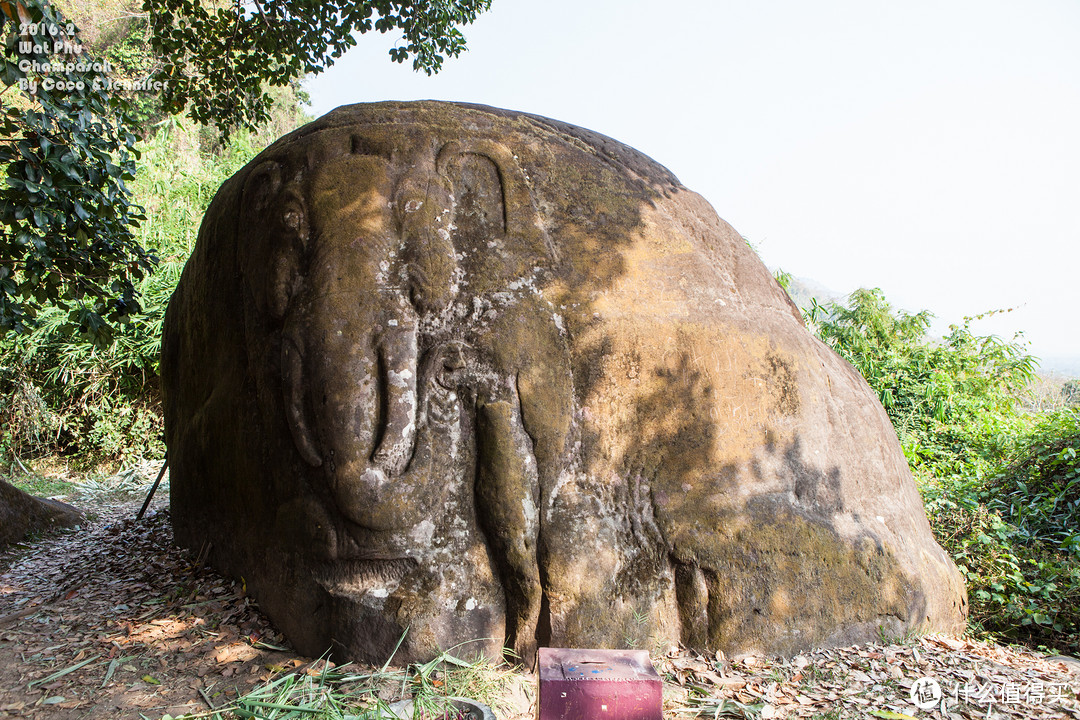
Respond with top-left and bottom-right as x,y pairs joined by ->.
158,643 -> 516,720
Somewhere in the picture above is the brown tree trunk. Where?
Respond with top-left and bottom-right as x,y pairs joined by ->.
0,476 -> 84,546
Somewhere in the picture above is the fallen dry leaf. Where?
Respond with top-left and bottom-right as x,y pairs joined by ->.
214,642 -> 261,664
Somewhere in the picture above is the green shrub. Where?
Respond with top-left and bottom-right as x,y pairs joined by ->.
986,410 -> 1080,551
0,119 -> 261,468
922,385 -> 1078,655
921,411 -> 1080,654
0,304 -> 163,467
808,289 -> 1036,478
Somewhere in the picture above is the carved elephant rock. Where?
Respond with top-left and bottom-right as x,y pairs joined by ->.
161,101 -> 966,664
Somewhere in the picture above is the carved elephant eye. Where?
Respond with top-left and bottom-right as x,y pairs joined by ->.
283,208 -> 303,232
241,162 -> 310,321
276,189 -> 309,242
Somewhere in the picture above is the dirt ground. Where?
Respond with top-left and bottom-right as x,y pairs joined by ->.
0,495 -> 307,719
1,494 -> 1079,719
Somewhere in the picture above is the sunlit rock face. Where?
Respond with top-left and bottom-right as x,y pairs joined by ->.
160,101 -> 966,664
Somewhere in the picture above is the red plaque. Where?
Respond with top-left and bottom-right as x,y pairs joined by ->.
538,648 -> 662,720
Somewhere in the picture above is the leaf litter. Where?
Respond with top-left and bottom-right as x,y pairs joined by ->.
0,496 -> 1077,719
0,494 -> 297,719
656,636 -> 1080,719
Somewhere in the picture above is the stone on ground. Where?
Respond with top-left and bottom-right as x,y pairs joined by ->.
0,477 -> 83,546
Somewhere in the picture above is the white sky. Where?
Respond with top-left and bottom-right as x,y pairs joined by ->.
305,0 -> 1080,364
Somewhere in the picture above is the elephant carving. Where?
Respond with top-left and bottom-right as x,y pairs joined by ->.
215,121 -> 571,661
162,102 -> 966,665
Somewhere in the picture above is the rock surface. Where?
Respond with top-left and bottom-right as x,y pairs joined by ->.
0,477 -> 83,546
161,101 -> 966,664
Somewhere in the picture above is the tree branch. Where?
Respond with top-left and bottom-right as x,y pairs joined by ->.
250,0 -> 274,32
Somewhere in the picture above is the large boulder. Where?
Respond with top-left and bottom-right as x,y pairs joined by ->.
161,101 -> 966,664
0,476 -> 83,546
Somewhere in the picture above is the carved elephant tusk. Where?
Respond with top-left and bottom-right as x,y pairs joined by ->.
370,320 -> 419,476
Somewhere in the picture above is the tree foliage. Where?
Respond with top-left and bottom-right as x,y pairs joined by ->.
145,0 -> 492,134
806,287 -> 1078,653
923,411 -> 1080,653
1,0 -> 151,343
1,117 -> 262,467
1,0 -> 490,343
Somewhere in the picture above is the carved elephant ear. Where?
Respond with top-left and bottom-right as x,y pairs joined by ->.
238,161 -> 311,322
437,140 -> 556,273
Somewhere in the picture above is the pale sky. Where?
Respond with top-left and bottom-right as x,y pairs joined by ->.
305,0 -> 1080,366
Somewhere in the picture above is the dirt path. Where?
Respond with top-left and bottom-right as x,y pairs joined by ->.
1,497 -> 1078,719
0,497 -> 304,719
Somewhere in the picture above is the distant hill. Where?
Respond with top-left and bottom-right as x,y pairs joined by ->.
770,270 -> 846,312
1039,356 -> 1080,378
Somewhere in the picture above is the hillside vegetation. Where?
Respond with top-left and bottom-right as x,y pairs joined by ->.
1,120 -> 268,468
2,0 -> 307,468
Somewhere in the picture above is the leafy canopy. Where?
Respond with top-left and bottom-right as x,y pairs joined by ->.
1,117 -> 263,468
146,0 -> 492,134
1,0 -> 150,344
